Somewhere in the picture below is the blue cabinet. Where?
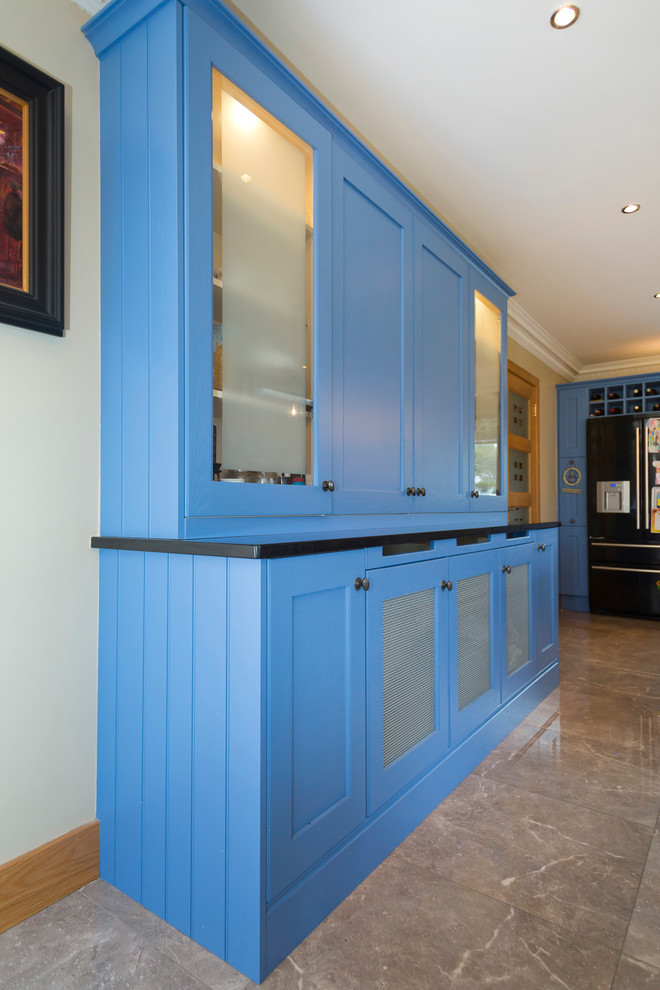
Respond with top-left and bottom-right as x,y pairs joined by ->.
331,148 -> 413,513
365,558 -> 449,815
268,552 -> 366,900
535,531 -> 559,669
500,540 -> 536,700
413,220 -> 470,512
448,547 -> 501,743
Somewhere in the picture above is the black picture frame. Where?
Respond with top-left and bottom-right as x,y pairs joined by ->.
0,46 -> 64,336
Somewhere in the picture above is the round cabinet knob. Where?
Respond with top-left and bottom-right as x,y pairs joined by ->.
447,580 -> 453,591
354,577 -> 370,591
570,519 -> 575,524
416,487 -> 426,496
502,564 -> 512,574
322,480 -> 335,492
406,487 -> 415,496
441,579 -> 448,590
470,490 -> 480,499
536,543 -> 546,552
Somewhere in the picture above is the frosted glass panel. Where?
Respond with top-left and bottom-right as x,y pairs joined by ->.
212,73 -> 313,484
509,450 -> 529,494
509,390 -> 529,439
474,292 -> 501,495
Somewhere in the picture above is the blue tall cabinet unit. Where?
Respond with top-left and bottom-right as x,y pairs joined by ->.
85,0 -> 560,982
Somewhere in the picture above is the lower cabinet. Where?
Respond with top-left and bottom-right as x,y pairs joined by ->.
269,530 -> 560,900
98,528 -> 559,985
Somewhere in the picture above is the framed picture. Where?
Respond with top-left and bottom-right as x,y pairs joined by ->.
0,46 -> 64,336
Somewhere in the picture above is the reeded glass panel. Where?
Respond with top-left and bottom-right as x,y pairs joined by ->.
508,390 -> 529,439
212,71 -> 313,484
509,450 -> 529,494
506,563 -> 530,675
474,292 -> 501,495
382,589 -> 435,767
456,573 -> 491,711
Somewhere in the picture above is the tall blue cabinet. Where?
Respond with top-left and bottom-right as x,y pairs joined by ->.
85,0 -> 559,982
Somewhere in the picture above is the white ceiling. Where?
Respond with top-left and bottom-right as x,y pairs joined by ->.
77,0 -> 660,376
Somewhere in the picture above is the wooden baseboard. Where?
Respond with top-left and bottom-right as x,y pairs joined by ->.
0,821 -> 99,934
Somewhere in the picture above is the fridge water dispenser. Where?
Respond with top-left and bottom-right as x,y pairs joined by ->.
596,480 -> 630,513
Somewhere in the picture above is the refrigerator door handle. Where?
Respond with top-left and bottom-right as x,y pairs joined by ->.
636,426 -> 641,529
645,426 -> 650,530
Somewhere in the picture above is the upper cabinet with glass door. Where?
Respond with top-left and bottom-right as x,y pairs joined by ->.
469,271 -> 508,512
186,11 -> 333,520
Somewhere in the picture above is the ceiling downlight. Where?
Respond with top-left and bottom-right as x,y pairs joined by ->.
550,5 -> 580,29
621,203 -> 640,214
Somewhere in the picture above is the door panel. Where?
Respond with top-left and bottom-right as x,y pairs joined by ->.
331,148 -> 413,513
366,559 -> 449,815
413,219 -> 469,512
268,551 -> 366,899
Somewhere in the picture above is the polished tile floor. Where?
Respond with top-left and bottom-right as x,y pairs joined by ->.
2,611 -> 659,989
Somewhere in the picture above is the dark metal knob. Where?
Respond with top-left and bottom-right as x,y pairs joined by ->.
322,480 -> 335,492
502,564 -> 512,574
441,579 -> 453,590
406,487 -> 415,496
537,543 -> 546,551
570,519 -> 575,524
470,490 -> 480,498
416,487 -> 426,496
447,580 -> 453,591
355,576 -> 370,591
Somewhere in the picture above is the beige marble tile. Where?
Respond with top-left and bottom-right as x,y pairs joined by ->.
623,827 -> 660,970
612,955 -> 660,989
392,774 -> 651,948
260,854 -> 620,990
477,717 -> 660,828
80,880 -> 251,990
0,892 -> 209,990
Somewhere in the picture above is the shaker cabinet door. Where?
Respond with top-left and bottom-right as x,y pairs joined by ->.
412,220 -> 470,513
331,147 -> 414,514
268,551 -> 366,900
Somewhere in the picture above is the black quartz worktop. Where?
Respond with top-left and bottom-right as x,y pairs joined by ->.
92,521 -> 560,560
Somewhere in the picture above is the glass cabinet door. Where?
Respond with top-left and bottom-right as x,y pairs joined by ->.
185,13 -> 332,523
212,71 -> 313,487
469,272 -> 507,511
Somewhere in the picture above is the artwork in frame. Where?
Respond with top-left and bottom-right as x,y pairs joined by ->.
0,46 -> 64,336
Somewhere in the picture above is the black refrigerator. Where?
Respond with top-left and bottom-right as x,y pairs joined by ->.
587,415 -> 660,618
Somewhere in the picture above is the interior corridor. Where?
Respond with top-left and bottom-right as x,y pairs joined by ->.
1,610 -> 659,990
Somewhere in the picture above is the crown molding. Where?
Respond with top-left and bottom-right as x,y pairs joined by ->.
71,0 -> 106,14
507,299 -> 581,380
575,355 -> 660,379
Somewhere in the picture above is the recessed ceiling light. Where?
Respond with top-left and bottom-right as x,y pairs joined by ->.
550,5 -> 580,29
621,203 -> 640,214
654,293 -> 660,299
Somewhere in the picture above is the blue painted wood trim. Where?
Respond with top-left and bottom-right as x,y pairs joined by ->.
225,558 -> 268,982
264,662 -> 559,977
97,0 -> 185,537
84,0 -> 513,297
96,549 -> 230,958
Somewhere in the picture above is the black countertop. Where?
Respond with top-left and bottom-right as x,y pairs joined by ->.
92,521 -> 560,560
